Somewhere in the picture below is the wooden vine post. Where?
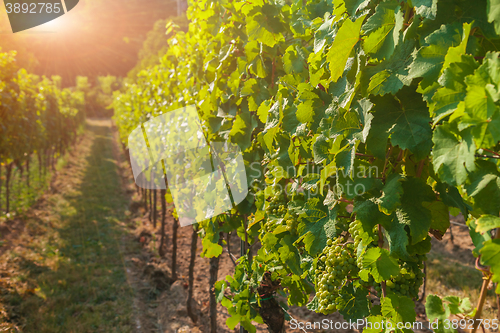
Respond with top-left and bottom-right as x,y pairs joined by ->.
209,232 -> 221,333
187,226 -> 198,323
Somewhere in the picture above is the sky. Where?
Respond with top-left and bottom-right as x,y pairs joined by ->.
0,0 -> 178,86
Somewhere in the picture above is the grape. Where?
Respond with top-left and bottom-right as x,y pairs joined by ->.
385,261 -> 424,299
265,189 -> 287,217
314,238 -> 359,314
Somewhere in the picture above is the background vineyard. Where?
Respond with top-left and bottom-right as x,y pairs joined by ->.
0,50 -> 85,215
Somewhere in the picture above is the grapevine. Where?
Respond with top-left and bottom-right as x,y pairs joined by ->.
0,50 -> 85,214
113,0 -> 500,331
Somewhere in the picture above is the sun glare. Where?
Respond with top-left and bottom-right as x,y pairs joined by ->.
27,10 -> 74,33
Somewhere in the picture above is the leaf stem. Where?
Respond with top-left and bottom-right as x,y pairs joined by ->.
378,224 -> 387,298
482,148 -> 500,157
381,146 -> 393,183
475,154 -> 500,159
416,160 -> 425,178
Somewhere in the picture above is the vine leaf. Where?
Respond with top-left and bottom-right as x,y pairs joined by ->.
480,239 -> 500,285
408,23 -> 463,99
366,39 -> 415,96
423,200 -> 450,234
462,52 -> 500,149
362,247 -> 400,283
278,235 -> 302,276
344,0 -> 370,16
362,0 -> 404,60
465,160 -> 500,215
337,283 -> 370,320
432,122 -> 476,186
283,45 -> 307,74
246,9 -> 285,48
431,54 -> 478,124
377,174 -> 404,215
412,0 -> 438,19
468,219 -> 492,257
381,293 -> 416,323
327,15 -> 366,83
425,295 -> 449,322
487,0 -> 500,34
295,198 -> 338,256
475,215 -> 500,234
229,111 -> 258,151
368,88 -> 432,160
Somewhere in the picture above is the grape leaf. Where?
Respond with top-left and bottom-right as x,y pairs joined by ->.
384,177 -> 435,251
257,100 -> 272,124
362,247 -> 400,283
345,0 -> 370,16
202,236 -> 223,258
377,174 -> 404,215
475,215 -> 500,234
295,198 -> 338,256
384,220 -> 410,260
327,15 -> 366,83
487,0 -> 500,34
306,296 -> 320,311
432,122 -> 476,186
314,16 -> 336,54
480,239 -> 500,284
362,0 -> 404,60
409,23 -> 463,94
278,235 -> 303,276
246,12 -> 285,48
337,283 -> 370,320
381,293 -> 416,323
423,200 -> 450,234
229,111 -> 258,151
368,88 -> 432,160
443,296 -> 472,315
412,0 -> 438,19
425,295 -> 449,321
468,218 -> 492,257
366,40 -> 415,96
435,182 -> 470,216
461,52 -> 500,148
431,55 -> 478,124
284,45 -> 307,74
465,160 -> 500,215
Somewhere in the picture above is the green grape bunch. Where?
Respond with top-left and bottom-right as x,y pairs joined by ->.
284,213 -> 299,234
265,189 -> 287,217
314,238 -> 359,314
349,220 -> 379,270
386,259 -> 426,299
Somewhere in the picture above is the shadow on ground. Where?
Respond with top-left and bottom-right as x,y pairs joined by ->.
0,121 -> 139,333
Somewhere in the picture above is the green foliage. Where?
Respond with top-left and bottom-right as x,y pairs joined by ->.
113,0 -> 500,331
0,50 -> 85,170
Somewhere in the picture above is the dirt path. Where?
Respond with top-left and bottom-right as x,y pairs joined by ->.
0,119 -> 157,333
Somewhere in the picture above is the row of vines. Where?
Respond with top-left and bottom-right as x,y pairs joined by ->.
113,0 -> 500,332
0,49 -> 85,215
